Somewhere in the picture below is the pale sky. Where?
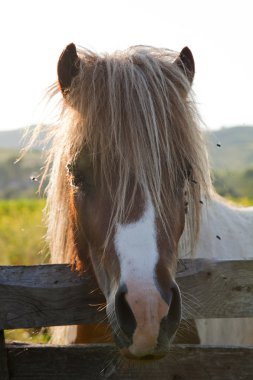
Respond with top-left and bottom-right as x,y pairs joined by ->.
0,0 -> 253,131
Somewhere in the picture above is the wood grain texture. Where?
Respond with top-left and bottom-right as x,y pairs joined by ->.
0,330 -> 9,380
6,343 -> 253,380
0,259 -> 253,330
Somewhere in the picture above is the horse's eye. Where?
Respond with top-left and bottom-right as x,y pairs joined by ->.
66,163 -> 74,174
66,162 -> 94,190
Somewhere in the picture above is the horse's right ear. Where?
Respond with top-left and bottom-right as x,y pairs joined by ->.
57,43 -> 80,96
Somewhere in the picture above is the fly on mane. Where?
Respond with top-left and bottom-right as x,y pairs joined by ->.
40,45 -> 211,269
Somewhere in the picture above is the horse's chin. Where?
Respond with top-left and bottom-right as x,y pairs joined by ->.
120,348 -> 167,361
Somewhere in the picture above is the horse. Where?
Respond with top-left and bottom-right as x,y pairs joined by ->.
39,43 -> 253,358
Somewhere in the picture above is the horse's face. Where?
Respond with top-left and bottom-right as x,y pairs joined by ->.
58,43 -> 195,359
69,157 -> 185,359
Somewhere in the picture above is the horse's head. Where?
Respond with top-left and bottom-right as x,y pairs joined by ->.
49,43 -> 210,359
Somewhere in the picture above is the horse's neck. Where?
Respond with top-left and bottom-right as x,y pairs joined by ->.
180,195 -> 253,260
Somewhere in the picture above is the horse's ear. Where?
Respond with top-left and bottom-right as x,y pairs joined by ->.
175,47 -> 195,85
57,43 -> 80,96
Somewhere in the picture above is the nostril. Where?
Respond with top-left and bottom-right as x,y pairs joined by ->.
115,284 -> 137,337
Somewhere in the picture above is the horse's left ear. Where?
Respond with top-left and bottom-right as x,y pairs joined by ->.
174,47 -> 195,85
57,43 -> 80,96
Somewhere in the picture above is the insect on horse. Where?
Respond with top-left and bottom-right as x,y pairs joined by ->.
45,43 -> 212,359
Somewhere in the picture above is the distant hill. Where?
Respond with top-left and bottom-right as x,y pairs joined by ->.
0,129 -> 26,149
1,125 -> 253,171
0,126 -> 42,151
207,126 -> 253,171
0,148 -> 43,199
0,127 -> 44,198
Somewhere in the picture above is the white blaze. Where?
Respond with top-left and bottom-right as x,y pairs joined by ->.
115,193 -> 159,285
114,193 -> 169,356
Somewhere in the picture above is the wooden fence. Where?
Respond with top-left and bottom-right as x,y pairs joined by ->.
0,259 -> 253,380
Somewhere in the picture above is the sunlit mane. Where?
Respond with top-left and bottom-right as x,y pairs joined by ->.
38,45 -> 212,267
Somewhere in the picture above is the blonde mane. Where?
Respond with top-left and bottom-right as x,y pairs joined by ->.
39,45 -> 212,266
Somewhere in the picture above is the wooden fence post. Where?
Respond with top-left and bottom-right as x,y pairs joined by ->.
0,330 -> 9,380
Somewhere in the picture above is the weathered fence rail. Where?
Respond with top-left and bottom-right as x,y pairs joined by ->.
5,344 -> 253,380
1,259 -> 253,379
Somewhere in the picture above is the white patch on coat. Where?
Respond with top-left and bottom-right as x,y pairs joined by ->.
179,195 -> 253,261
179,195 -> 253,346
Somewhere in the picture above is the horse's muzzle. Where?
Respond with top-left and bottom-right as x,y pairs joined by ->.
109,281 -> 182,360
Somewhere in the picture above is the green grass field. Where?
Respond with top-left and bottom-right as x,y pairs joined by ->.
0,199 -> 50,343
228,197 -> 253,207
0,199 -> 48,265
